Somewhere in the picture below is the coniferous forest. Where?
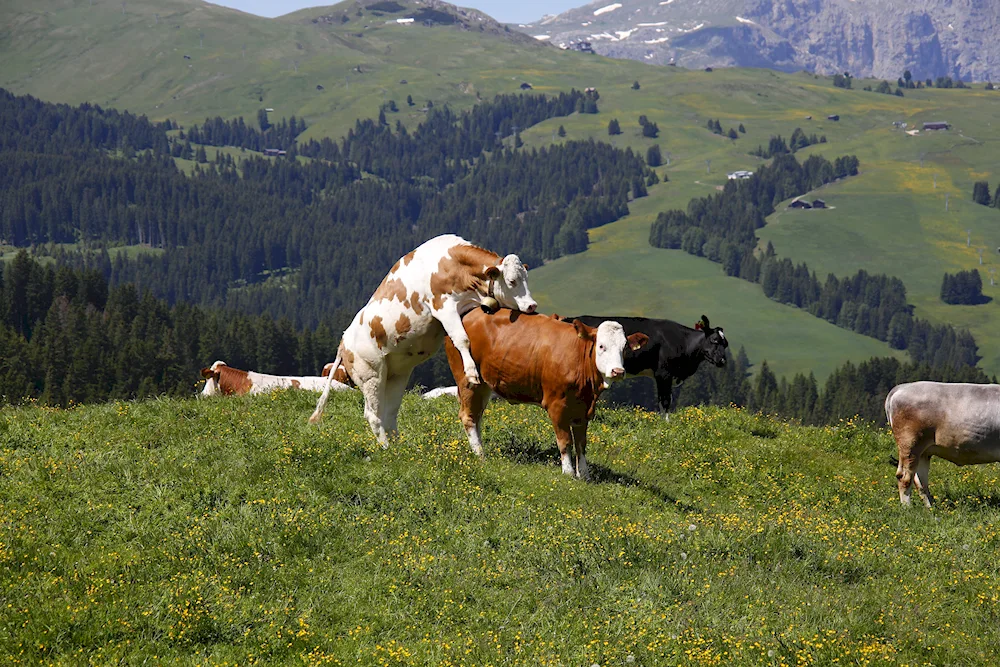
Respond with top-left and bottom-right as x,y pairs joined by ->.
0,88 -> 991,424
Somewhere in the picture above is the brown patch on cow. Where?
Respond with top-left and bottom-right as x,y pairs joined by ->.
216,366 -> 254,395
401,250 -> 416,267
410,292 -> 424,315
395,313 -> 412,337
429,244 -> 501,311
200,367 -> 215,379
291,379 -> 301,389
370,316 -> 388,349
387,258 -> 402,275
372,277 -> 408,303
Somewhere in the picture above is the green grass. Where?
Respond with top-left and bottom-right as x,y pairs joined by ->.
3,391 -> 1000,664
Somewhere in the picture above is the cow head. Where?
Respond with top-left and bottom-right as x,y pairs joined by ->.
694,315 -> 728,367
199,360 -> 226,396
321,361 -> 355,387
484,254 -> 537,314
575,320 -> 649,388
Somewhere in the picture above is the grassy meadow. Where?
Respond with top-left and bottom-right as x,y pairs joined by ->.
4,390 -> 1000,664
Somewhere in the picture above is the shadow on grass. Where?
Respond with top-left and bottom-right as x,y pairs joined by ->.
939,491 -> 1000,510
494,433 -> 699,514
588,462 -> 699,514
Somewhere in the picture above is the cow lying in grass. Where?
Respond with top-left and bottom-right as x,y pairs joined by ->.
200,361 -> 351,397
444,308 -> 647,479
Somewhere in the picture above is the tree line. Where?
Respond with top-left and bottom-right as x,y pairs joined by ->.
1,87 -> 650,333
3,251 -> 990,427
648,151 -> 979,369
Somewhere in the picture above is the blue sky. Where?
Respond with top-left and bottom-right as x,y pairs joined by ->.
209,0 -> 583,24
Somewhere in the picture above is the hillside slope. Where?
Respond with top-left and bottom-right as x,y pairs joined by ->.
1,0 -> 563,139
3,391 -> 1000,663
520,0 -> 1000,81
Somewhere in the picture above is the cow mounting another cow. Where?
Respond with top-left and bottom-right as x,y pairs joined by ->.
310,234 -> 536,445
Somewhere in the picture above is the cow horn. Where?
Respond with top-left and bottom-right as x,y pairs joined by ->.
481,296 -> 499,313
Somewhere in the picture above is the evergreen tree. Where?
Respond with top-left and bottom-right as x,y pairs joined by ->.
646,144 -> 662,167
608,118 -> 621,135
972,181 -> 992,206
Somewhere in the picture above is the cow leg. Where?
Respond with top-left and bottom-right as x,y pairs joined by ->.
571,422 -> 590,481
546,401 -> 576,476
913,455 -> 933,508
458,382 -> 492,456
435,306 -> 481,387
381,374 -> 410,442
894,427 -> 928,507
654,373 -> 674,419
358,364 -> 389,446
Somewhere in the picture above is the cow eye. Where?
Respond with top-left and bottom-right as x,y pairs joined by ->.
510,279 -> 518,288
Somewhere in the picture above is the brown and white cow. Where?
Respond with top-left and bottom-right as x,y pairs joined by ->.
444,307 -> 648,479
309,235 -> 536,444
201,361 -> 351,397
886,381 -> 1000,507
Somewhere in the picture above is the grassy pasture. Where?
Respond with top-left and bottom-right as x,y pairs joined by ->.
3,391 -> 1000,664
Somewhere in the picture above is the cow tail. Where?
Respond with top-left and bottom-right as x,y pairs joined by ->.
309,350 -> 343,424
884,385 -> 900,430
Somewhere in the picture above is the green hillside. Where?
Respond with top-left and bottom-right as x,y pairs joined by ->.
3,391 -> 1000,664
4,0 -> 1000,377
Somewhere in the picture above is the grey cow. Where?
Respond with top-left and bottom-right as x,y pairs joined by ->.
885,381 -> 1000,507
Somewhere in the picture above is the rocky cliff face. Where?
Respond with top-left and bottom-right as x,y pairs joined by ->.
519,0 -> 1000,81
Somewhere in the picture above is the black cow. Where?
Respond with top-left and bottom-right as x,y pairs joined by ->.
555,314 -> 728,416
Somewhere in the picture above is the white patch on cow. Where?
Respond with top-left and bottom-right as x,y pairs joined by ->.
594,321 -> 629,388
593,3 -> 622,16
561,451 -> 575,475
423,386 -> 459,399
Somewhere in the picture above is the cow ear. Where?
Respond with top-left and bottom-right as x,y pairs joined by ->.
485,266 -> 502,279
627,332 -> 649,352
200,367 -> 214,379
700,314 -> 711,331
522,263 -> 529,270
572,319 -> 595,341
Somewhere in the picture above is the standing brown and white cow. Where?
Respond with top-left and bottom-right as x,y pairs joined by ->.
201,361 -> 351,396
444,308 -> 647,479
886,381 -> 1000,507
310,235 -> 536,444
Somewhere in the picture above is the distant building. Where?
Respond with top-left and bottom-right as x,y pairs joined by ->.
569,41 -> 595,54
263,148 -> 287,157
923,121 -> 950,130
727,170 -> 754,180
520,82 -> 533,90
396,18 -> 414,24
316,84 -> 324,90
812,199 -> 826,209
827,114 -> 840,121
788,199 -> 812,209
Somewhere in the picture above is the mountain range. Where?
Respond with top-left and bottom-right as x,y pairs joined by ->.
519,0 -> 1000,81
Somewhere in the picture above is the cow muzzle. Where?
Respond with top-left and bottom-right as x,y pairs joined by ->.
610,367 -> 625,379
524,303 -> 537,314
